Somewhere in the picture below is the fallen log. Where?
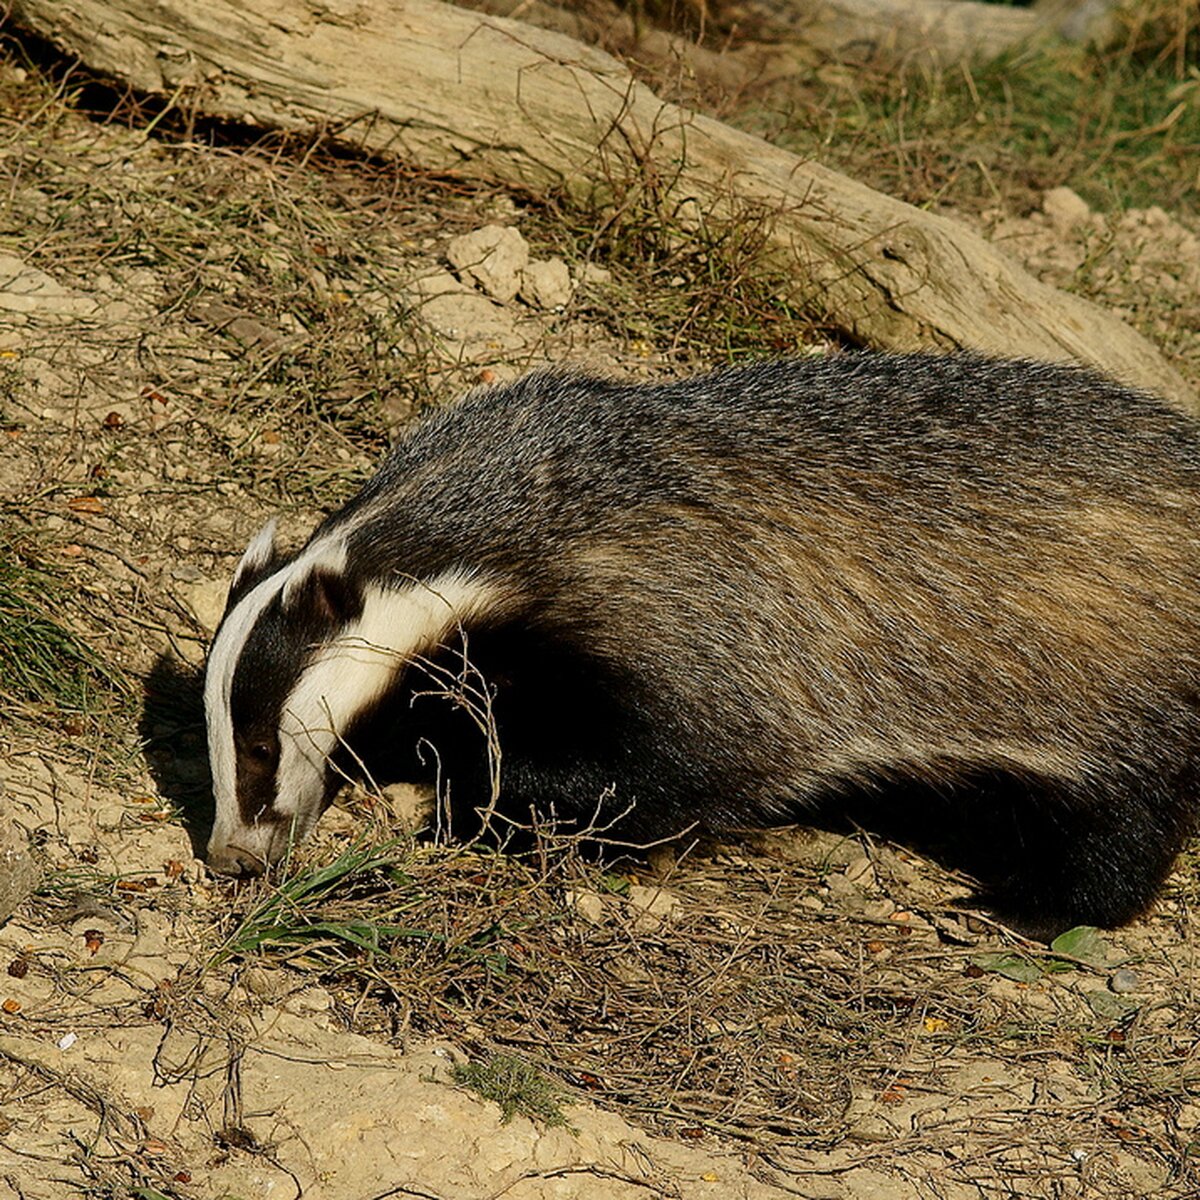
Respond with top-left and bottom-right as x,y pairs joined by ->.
9,0 -> 1193,409
732,0 -> 1117,66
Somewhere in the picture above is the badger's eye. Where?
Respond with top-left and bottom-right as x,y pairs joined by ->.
249,743 -> 273,763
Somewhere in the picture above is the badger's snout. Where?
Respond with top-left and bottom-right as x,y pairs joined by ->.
204,798 -> 295,880
205,840 -> 268,878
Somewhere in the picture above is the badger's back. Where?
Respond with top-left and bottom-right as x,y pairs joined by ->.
340,354 -> 1200,779
212,354 -> 1200,935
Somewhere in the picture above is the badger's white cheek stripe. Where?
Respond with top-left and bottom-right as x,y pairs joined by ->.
204,534 -> 351,843
273,571 -> 506,822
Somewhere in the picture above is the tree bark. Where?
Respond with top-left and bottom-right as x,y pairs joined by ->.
8,0 -> 1193,409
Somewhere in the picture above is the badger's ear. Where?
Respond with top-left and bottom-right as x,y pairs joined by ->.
224,518 -> 283,610
281,541 -> 363,627
293,568 -> 365,627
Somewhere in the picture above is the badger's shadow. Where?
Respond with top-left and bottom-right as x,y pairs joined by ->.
139,652 -> 213,858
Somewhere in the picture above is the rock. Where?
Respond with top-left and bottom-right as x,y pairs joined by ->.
626,884 -> 681,929
519,257 -> 572,309
408,268 -> 469,300
0,252 -> 99,321
446,225 -> 530,304
842,853 -> 877,888
1109,968 -> 1139,994
242,966 -> 288,998
405,268 -> 526,358
578,263 -> 612,287
1042,187 -> 1091,234
564,889 -> 606,924
177,577 -> 229,633
190,298 -> 300,354
0,814 -> 39,925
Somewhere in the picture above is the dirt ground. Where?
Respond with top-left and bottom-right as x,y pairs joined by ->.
2,44 -> 1200,1200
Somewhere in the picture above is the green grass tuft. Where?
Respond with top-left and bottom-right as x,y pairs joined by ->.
0,544 -> 125,718
212,837 -> 439,969
452,1053 -> 573,1129
748,40 -> 1200,219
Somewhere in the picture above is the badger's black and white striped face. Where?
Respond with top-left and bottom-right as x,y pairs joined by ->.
204,520 -> 502,876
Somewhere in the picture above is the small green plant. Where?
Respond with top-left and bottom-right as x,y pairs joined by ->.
971,925 -> 1114,982
212,837 -> 435,969
453,1052 -> 573,1129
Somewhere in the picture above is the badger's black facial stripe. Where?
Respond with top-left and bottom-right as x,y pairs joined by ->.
224,576 -> 361,825
205,534 -> 356,859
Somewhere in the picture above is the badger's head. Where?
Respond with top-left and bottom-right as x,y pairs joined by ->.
203,520 -> 501,876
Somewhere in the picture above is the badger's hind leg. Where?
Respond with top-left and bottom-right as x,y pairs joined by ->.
816,761 -> 1196,938
983,787 -> 1187,939
942,765 -> 1196,938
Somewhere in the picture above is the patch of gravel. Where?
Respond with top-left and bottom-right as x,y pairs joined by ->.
977,186 -> 1200,392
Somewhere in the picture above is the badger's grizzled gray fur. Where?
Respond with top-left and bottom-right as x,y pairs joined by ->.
204,353 -> 1200,935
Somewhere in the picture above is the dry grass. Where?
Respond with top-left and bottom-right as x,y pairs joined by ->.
630,0 -> 1200,222
200,813 -> 1200,1188
210,829 -> 907,1148
744,43 -> 1199,222
0,538 -> 127,718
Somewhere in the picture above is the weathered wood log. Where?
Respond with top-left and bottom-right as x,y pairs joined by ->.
9,0 -> 1193,409
731,0 -> 1117,66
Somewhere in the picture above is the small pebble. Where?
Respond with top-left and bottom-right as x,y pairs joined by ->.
1042,186 -> 1090,233
1109,968 -> 1139,994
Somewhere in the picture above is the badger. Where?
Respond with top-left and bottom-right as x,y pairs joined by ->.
203,353 -> 1200,935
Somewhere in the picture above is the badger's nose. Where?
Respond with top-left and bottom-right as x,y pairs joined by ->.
206,844 -> 266,878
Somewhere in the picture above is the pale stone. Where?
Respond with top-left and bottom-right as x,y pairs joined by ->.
519,257 -> 572,309
626,884 -> 681,929
446,225 -> 530,303
564,888 -> 606,924
177,576 -> 229,633
0,252 -> 99,320
578,263 -> 612,287
1042,186 -> 1091,234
